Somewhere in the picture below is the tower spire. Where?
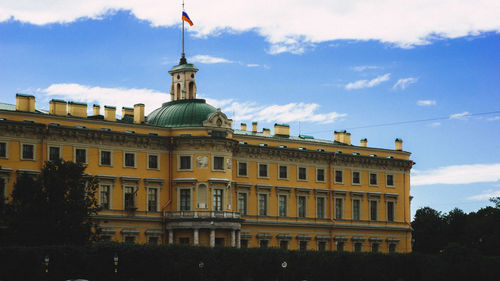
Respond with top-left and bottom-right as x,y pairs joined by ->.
180,0 -> 187,65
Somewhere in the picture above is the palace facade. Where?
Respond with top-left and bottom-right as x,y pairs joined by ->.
0,59 -> 414,253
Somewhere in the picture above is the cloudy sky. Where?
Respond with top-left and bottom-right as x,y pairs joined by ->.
1,0 -> 500,217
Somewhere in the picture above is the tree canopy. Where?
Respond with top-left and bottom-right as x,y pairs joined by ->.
2,160 -> 98,246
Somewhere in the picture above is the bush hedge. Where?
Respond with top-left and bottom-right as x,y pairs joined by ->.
1,243 -> 499,281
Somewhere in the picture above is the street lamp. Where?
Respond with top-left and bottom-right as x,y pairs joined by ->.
281,261 -> 287,281
198,261 -> 205,281
113,253 -> 119,274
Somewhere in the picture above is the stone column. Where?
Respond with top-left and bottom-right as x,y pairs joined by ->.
236,231 -> 241,249
168,230 -> 174,244
210,229 -> 215,248
231,230 -> 236,247
194,228 -> 199,246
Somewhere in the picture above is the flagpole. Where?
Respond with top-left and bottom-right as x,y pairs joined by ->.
180,0 -> 187,64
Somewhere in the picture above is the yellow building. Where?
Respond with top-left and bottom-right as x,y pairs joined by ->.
0,58 -> 414,253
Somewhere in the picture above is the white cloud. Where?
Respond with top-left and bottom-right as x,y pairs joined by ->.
246,64 -> 260,67
393,77 -> 418,90
487,116 -> 500,121
429,122 -> 441,127
467,189 -> 500,201
43,83 -> 346,124
345,73 -> 391,90
417,100 -> 436,106
411,163 -> 500,186
450,111 -> 470,120
190,55 -> 232,64
2,1 -> 500,53
351,65 -> 380,72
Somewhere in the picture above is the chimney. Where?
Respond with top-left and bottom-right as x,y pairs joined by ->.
395,138 -> 403,151
15,93 -> 35,112
252,122 -> 258,133
263,128 -> 271,135
68,101 -> 87,118
104,106 -> 116,121
93,104 -> 101,116
240,123 -> 247,131
122,107 -> 134,119
133,103 -> 145,124
360,138 -> 367,147
334,130 -> 351,145
49,99 -> 67,116
274,123 -> 290,137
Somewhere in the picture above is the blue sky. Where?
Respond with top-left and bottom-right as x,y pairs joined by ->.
1,1 -> 500,218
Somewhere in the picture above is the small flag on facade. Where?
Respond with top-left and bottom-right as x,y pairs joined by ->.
182,11 -> 194,26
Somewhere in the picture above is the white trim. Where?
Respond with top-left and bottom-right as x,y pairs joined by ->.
147,153 -> 160,170
47,144 -> 62,162
386,200 -> 396,222
257,163 -> 269,179
315,195 -> 327,219
0,140 -> 9,159
334,197 -> 344,220
334,169 -> 344,184
369,172 -> 378,186
351,198 -> 362,221
237,161 -> 248,177
296,194 -> 308,218
257,192 -> 269,216
315,168 -> 326,183
278,164 -> 289,180
212,155 -> 225,171
369,199 -> 379,221
385,173 -> 395,188
178,186 -> 193,211
177,154 -> 193,171
351,170 -> 361,185
123,151 -> 137,168
99,149 -> 114,167
237,191 -> 249,215
20,142 -> 36,161
99,183 -> 113,210
73,146 -> 88,164
146,186 -> 160,212
277,193 -> 289,217
297,166 -> 308,181
122,183 -> 138,210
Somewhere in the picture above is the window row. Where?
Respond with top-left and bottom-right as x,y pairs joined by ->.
249,238 -> 397,253
0,142 -> 160,169
98,184 -> 161,212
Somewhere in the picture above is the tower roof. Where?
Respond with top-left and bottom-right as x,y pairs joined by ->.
146,99 -> 216,127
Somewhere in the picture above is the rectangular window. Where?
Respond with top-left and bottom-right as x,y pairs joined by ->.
100,150 -> 112,166
371,243 -> 379,253
335,170 -> 343,183
369,173 -> 378,185
75,148 -> 86,164
280,240 -> 289,250
213,156 -> 224,170
279,165 -> 288,179
124,186 -> 136,210
213,189 -> 223,211
352,171 -> 361,184
124,152 -> 135,167
386,174 -> 394,187
124,236 -> 136,244
389,243 -> 397,253
258,164 -> 268,178
354,242 -> 362,252
238,162 -> 247,176
387,201 -> 395,222
259,240 -> 269,248
148,154 -> 158,169
316,197 -> 325,219
316,168 -> 325,182
298,196 -> 306,218
258,194 -> 267,216
299,241 -> 308,251
148,236 -> 159,245
335,198 -> 343,219
180,189 -> 191,211
298,167 -> 307,180
100,185 -> 110,210
180,156 -> 191,170
148,188 -> 158,212
352,199 -> 361,221
237,193 -> 247,215
48,146 -> 60,162
241,239 -> 249,248
336,241 -> 345,252
318,241 -> 327,251
278,195 -> 287,217
0,142 -> 6,158
370,200 -> 378,221
22,144 -> 34,160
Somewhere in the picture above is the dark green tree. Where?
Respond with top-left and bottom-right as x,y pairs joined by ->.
411,207 -> 446,254
4,159 -> 99,246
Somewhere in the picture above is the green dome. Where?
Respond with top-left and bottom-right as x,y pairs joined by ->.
146,99 -> 217,127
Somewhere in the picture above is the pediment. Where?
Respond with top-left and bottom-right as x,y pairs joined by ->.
203,108 -> 232,129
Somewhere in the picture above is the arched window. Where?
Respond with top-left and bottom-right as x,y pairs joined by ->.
176,83 -> 181,99
188,82 -> 194,99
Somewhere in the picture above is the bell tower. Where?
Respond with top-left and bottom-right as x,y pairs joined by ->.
168,62 -> 198,101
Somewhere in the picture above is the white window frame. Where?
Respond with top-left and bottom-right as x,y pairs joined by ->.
278,164 -> 289,180
352,170 -> 361,185
316,196 -> 327,219
257,163 -> 269,179
352,198 -> 362,221
147,153 -> 160,170
277,193 -> 289,217
386,174 -> 395,188
73,147 -> 88,164
99,149 -> 113,167
297,166 -> 308,181
334,169 -> 344,184
212,188 -> 224,211
369,172 -> 378,186
334,197 -> 344,220
178,154 -> 193,171
297,195 -> 308,218
178,187 -> 192,211
20,142 -> 36,161
123,184 -> 138,210
237,191 -> 249,215
47,145 -> 62,162
123,151 -> 137,168
99,183 -> 113,210
316,168 -> 326,183
257,192 -> 269,216
237,161 -> 248,177
386,200 -> 396,222
369,199 -> 379,221
0,140 -> 8,159
146,186 -> 160,212
212,155 -> 225,171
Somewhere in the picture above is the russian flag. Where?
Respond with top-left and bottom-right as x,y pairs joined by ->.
182,11 -> 193,26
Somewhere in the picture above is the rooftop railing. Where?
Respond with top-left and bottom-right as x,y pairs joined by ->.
164,210 -> 241,219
